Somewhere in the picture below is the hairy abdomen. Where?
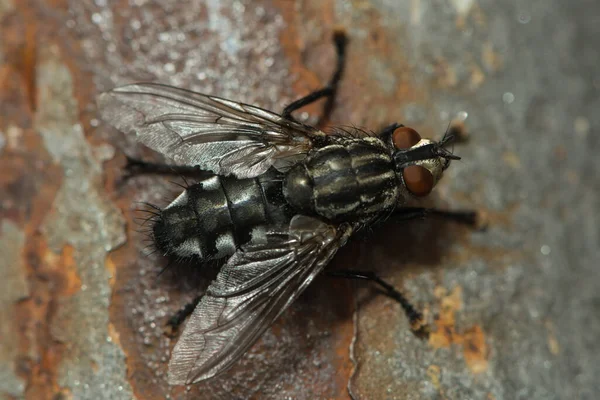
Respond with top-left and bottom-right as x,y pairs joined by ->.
153,170 -> 293,259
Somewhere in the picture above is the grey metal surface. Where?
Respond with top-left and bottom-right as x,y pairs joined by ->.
0,0 -> 598,399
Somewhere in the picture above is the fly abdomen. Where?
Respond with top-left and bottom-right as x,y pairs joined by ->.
283,138 -> 399,221
153,170 -> 292,260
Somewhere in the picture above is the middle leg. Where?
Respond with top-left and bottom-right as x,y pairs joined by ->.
282,30 -> 348,123
327,269 -> 430,339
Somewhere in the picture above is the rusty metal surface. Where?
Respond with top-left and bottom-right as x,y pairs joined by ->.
0,0 -> 598,399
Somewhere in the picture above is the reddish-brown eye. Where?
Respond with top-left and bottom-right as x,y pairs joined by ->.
403,165 -> 434,197
392,127 -> 421,149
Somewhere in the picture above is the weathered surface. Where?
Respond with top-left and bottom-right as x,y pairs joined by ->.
0,0 -> 598,399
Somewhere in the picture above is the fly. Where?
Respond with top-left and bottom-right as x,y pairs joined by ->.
98,30 -> 479,385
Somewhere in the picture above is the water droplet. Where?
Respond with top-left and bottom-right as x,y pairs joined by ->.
456,110 -> 468,121
518,13 -> 531,24
91,13 -> 103,24
158,32 -> 170,42
540,245 -> 551,255
502,92 -> 515,104
164,63 -> 175,73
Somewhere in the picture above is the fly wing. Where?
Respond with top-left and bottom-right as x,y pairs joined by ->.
97,83 -> 324,178
168,216 -> 352,384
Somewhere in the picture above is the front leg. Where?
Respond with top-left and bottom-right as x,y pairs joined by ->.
377,123 -> 403,141
393,207 -> 486,229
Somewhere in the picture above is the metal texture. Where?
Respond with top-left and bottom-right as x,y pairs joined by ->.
0,0 -> 598,399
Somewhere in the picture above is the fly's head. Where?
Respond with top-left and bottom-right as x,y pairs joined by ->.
389,126 -> 460,198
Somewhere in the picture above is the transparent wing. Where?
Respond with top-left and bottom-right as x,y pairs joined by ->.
97,83 -> 324,178
167,216 -> 352,384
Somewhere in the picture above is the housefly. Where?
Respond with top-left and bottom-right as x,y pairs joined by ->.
98,31 -> 478,385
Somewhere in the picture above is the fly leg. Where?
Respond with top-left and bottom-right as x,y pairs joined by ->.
327,269 -> 430,339
393,207 -> 487,230
164,295 -> 202,337
123,156 -> 202,176
118,156 -> 212,186
282,29 -> 348,124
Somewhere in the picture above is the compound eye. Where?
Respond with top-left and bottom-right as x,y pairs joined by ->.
403,165 -> 434,197
392,127 -> 421,149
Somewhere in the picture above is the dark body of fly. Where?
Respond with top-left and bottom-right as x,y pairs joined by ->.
156,137 -> 400,260
284,138 -> 398,222
154,169 -> 294,260
98,31 -> 475,385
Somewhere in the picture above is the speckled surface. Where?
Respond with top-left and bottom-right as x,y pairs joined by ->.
0,0 -> 598,399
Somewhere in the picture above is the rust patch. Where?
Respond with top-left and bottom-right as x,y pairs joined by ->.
469,62 -> 486,90
43,245 -> 82,297
0,38 -> 67,399
426,364 -> 442,390
22,236 -> 72,400
502,151 -> 522,169
545,320 -> 560,356
462,325 -> 488,374
433,57 -> 459,89
482,41 -> 504,72
272,0 -> 336,122
1,0 -> 38,112
430,286 -> 489,374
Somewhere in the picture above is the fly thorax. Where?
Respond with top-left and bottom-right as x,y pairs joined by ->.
283,142 -> 399,221
282,164 -> 315,215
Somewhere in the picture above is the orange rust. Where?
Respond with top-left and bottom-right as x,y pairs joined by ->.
482,41 -> 504,72
107,219 -> 166,400
272,0 -> 329,115
43,245 -> 82,297
10,0 -> 39,112
0,64 -> 12,95
1,32 -> 67,397
106,254 -> 118,287
502,150 -> 522,169
22,235 -> 67,400
470,62 -> 485,89
107,322 -> 122,348
426,365 -> 442,389
462,325 -> 489,374
545,320 -> 560,355
429,286 -> 489,374
429,286 -> 461,348
470,3 -> 488,28
432,57 -> 458,89
22,11 -> 37,111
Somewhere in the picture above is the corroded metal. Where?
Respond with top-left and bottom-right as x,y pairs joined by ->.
1,0 -> 599,399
